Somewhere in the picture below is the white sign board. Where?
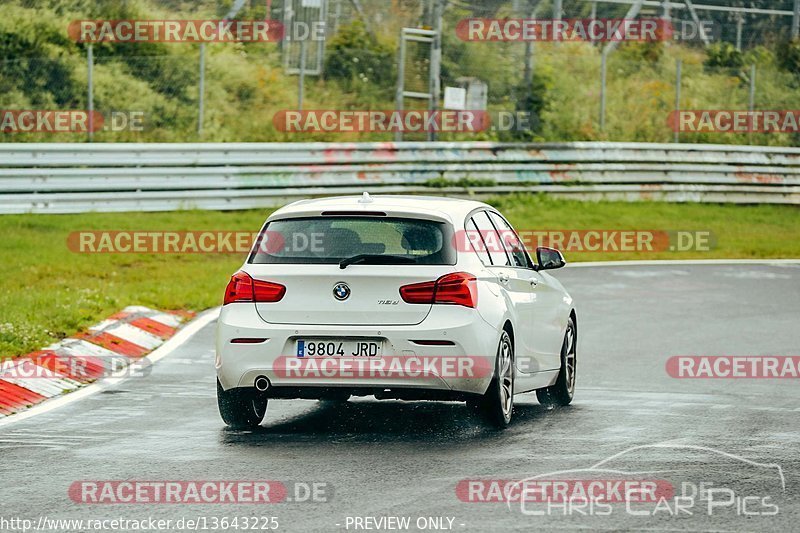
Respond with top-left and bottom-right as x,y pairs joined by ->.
444,87 -> 467,110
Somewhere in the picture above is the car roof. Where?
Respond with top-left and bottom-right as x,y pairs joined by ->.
268,194 -> 494,224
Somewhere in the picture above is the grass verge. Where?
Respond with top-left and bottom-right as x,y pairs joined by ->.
1,195 -> 797,358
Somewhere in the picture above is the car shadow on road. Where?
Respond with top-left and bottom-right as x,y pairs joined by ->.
220,396 -> 582,446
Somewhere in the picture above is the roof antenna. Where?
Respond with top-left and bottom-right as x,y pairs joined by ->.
359,192 -> 373,204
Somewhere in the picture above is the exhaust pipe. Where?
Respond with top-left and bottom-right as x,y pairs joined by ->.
254,376 -> 270,392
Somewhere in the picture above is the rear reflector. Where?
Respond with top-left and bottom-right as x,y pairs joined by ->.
411,340 -> 456,346
224,271 -> 286,305
400,272 -> 478,308
231,338 -> 268,344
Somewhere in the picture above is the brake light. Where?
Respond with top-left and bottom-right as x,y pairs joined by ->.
399,272 -> 478,308
224,271 -> 286,305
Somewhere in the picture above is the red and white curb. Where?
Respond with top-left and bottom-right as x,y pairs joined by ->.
0,306 -> 195,418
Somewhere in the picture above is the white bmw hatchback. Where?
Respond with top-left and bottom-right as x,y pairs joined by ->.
216,194 -> 576,429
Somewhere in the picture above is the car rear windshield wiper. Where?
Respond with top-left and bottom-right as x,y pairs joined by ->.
339,254 -> 416,269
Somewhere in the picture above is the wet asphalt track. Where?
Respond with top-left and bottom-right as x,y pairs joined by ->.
1,263 -> 799,532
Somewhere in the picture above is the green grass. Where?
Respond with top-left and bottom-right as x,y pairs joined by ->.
1,196 -> 798,359
488,195 -> 800,262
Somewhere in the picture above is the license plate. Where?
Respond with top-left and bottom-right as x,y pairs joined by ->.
296,340 -> 382,358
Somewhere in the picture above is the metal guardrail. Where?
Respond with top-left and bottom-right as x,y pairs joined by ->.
1,142 -> 798,213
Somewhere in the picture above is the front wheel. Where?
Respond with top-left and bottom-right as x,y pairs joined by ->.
217,379 -> 268,429
536,316 -> 576,407
469,331 -> 514,429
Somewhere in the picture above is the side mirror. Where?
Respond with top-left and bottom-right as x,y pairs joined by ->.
536,247 -> 566,271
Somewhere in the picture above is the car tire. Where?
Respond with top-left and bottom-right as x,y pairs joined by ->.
217,379 -> 268,429
536,316 -> 576,407
472,330 -> 514,429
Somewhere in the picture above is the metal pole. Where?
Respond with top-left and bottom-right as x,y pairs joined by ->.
87,44 -> 94,142
298,39 -> 307,111
674,58 -> 682,143
554,0 -> 563,46
198,43 -> 205,136
523,1 -> 535,95
749,64 -> 756,141
793,0 -> 800,39
600,51 -> 607,132
602,0 -> 645,56
736,13 -> 743,51
395,31 -> 406,143
429,0 -> 444,142
333,0 -> 342,35
683,0 -> 710,46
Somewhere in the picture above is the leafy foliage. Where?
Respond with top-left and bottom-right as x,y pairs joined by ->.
705,42 -> 745,70
325,20 -> 394,91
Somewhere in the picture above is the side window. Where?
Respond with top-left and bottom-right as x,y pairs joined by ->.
466,218 -> 492,265
472,211 -> 510,266
488,212 -> 533,269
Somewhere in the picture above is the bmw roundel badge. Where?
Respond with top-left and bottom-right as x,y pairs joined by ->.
333,282 -> 351,301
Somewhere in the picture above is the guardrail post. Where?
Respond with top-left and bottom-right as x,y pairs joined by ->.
87,44 -> 94,142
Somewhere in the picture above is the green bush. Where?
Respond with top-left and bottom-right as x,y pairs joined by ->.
704,42 -> 744,70
325,20 -> 394,91
777,39 -> 800,79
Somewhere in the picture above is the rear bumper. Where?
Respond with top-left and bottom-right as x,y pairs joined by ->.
215,303 -> 499,396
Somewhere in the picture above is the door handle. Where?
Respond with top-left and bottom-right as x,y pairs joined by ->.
530,279 -> 538,287
498,274 -> 510,284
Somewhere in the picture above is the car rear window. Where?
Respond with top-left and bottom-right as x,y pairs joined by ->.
249,217 -> 456,265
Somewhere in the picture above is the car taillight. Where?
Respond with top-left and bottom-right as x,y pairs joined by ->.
399,272 -> 477,308
224,271 -> 286,305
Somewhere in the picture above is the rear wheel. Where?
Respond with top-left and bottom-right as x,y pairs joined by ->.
536,316 -> 576,407
217,379 -> 268,429
470,330 -> 514,428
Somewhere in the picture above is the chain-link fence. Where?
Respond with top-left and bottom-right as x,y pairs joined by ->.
1,0 -> 800,145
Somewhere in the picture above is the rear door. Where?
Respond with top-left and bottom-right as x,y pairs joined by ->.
470,212 -> 537,363
247,215 -> 456,326
475,211 -> 537,371
490,211 -> 562,372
